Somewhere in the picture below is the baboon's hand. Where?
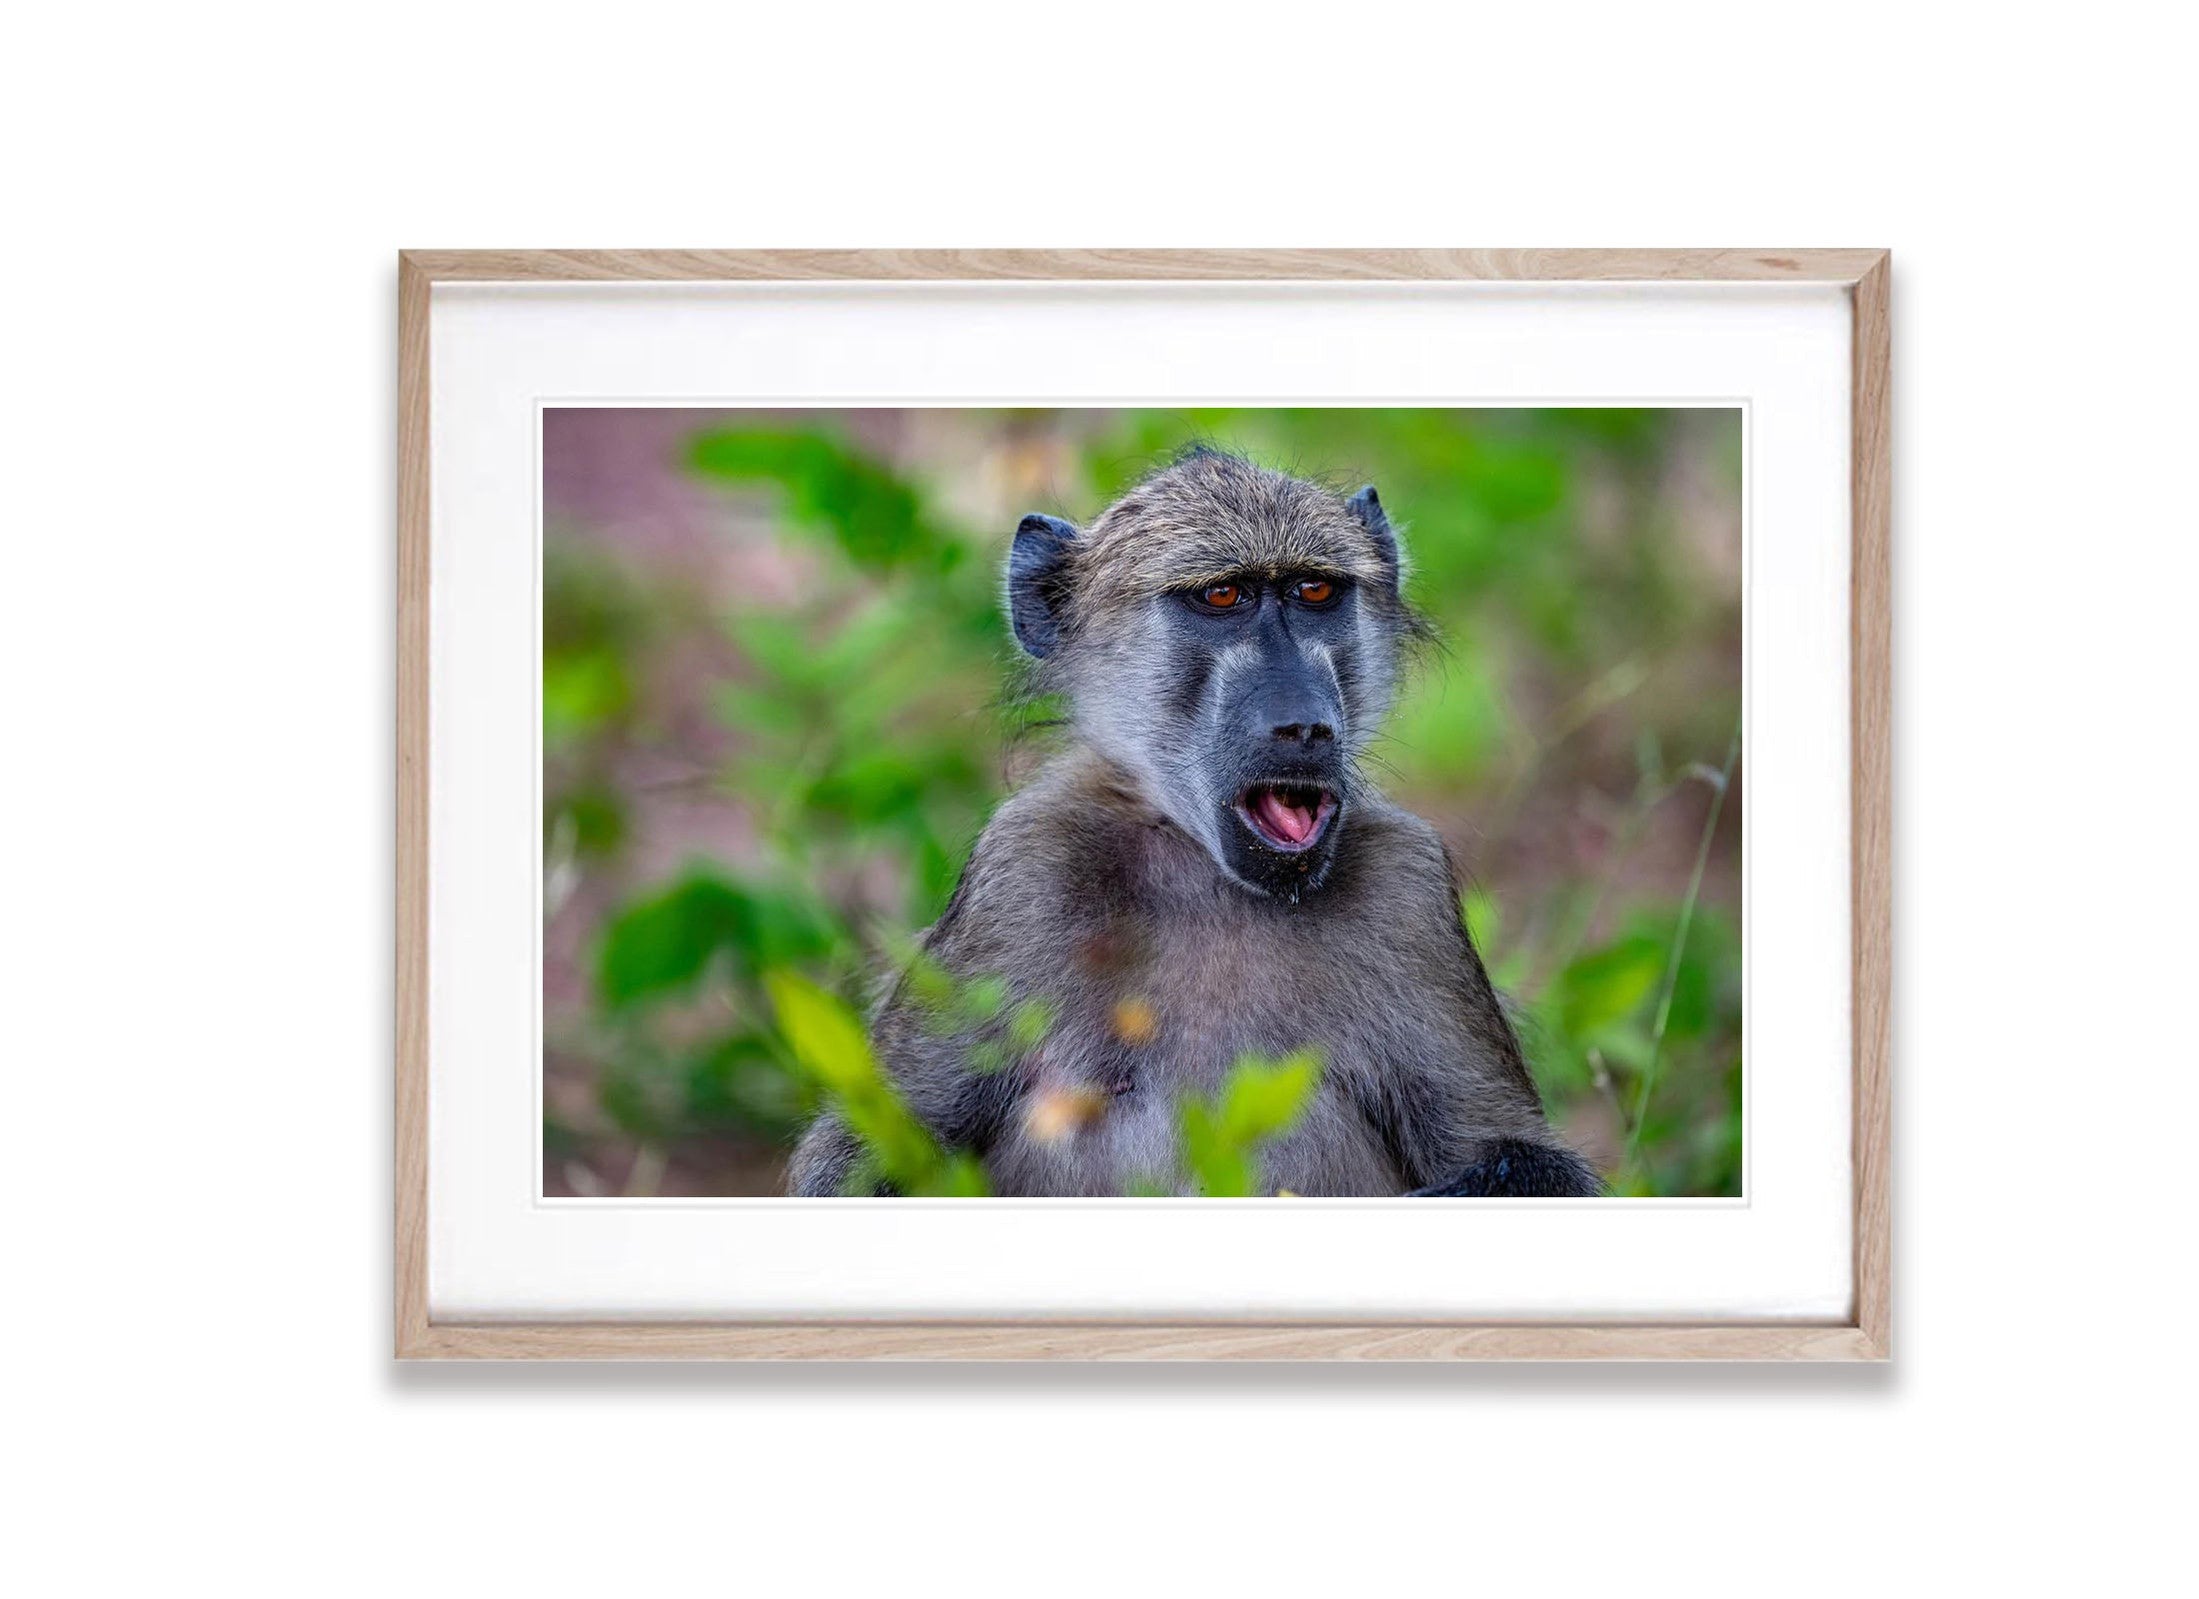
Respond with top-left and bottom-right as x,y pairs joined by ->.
1409,1138 -> 1602,1198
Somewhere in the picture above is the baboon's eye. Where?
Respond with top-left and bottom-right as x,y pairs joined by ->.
1294,578 -> 1336,606
1199,582 -> 1247,609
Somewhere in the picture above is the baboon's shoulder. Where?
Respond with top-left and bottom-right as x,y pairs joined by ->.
1333,796 -> 1460,914
927,752 -> 1155,962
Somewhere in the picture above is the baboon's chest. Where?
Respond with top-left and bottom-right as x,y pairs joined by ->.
983,896 -> 1414,1196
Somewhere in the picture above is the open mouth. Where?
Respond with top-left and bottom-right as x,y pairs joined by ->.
1234,781 -> 1338,853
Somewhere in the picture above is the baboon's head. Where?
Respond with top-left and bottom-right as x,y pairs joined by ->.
1007,448 -> 1419,900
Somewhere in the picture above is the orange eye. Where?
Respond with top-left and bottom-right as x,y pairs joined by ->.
1295,579 -> 1334,604
1200,583 -> 1244,608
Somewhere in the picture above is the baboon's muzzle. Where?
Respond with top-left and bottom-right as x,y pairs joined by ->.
1217,651 -> 1348,891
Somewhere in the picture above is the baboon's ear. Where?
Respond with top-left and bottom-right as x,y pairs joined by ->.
1347,485 -> 1402,584
1008,513 -> 1079,658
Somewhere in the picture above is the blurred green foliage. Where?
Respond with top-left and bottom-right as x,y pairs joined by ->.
1177,1052 -> 1325,1198
544,408 -> 1743,1197
765,971 -> 989,1197
694,427 -> 1019,915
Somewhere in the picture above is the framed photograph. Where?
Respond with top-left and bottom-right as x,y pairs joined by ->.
397,249 -> 1889,1359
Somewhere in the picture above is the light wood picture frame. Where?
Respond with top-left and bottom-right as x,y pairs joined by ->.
397,248 -> 1890,1360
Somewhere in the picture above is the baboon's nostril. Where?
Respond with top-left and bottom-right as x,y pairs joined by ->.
1270,722 -> 1336,745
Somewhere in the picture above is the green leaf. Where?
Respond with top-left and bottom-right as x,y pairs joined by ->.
737,885 -> 843,969
595,875 -> 746,1008
688,429 -> 941,571
542,647 -> 631,746
1178,1050 -> 1324,1197
765,971 -> 874,1095
551,790 -> 625,857
594,870 -> 840,1009
962,975 -> 1009,1022
1219,1051 -> 1322,1142
1006,998 -> 1055,1053
764,971 -> 988,1197
1552,937 -> 1665,1040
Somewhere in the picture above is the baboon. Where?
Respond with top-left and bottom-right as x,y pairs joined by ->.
789,448 -> 1599,1198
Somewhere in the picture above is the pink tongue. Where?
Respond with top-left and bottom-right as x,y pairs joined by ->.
1257,789 -> 1315,844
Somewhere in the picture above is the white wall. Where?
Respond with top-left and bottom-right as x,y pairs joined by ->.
8,3 -> 2190,1592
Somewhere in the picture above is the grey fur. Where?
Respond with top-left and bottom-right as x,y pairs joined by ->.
788,452 -> 1598,1198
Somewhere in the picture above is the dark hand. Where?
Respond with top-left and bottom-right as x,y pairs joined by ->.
1409,1138 -> 1602,1197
